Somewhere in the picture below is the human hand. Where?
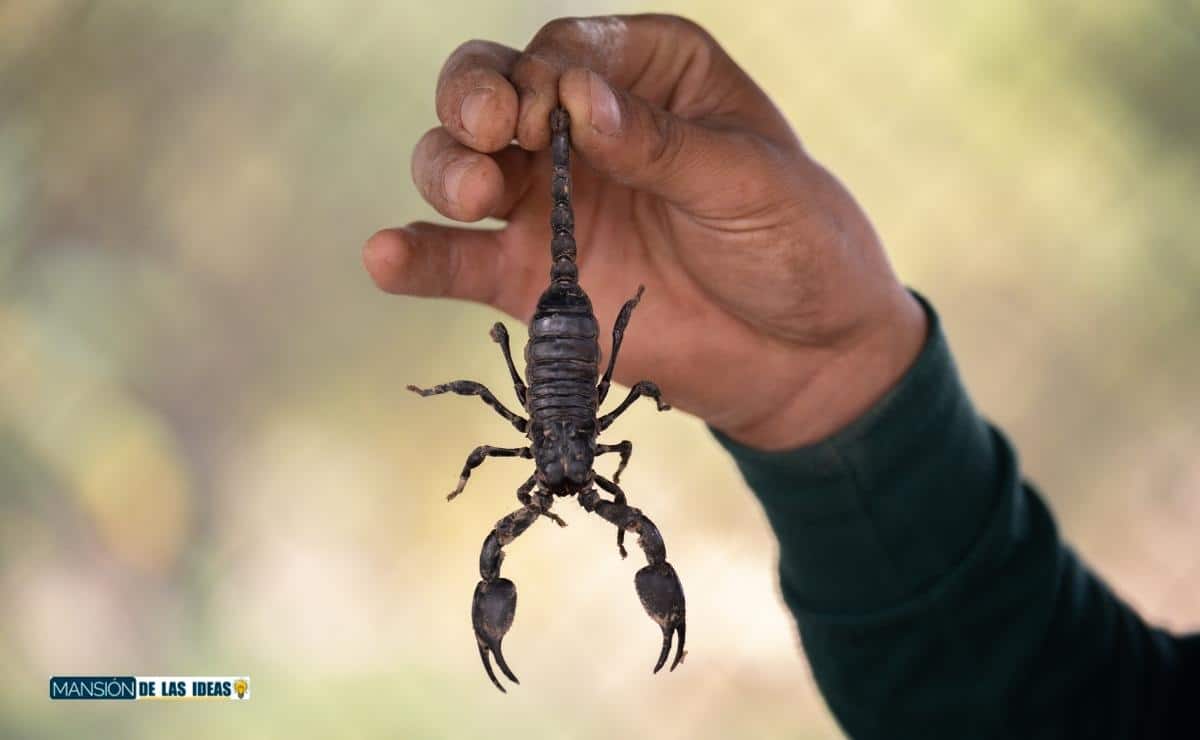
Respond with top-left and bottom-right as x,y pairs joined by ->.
364,14 -> 926,450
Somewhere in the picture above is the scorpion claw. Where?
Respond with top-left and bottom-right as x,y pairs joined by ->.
472,579 -> 519,691
492,643 -> 519,685
670,622 -> 687,671
635,562 -> 687,674
477,644 -> 505,693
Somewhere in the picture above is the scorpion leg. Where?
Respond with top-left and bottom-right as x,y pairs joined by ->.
599,381 -> 670,431
580,476 -> 687,673
597,285 -> 645,405
596,440 -> 633,485
474,499 -> 558,692
447,446 -> 532,501
489,322 -> 528,406
406,380 -> 527,433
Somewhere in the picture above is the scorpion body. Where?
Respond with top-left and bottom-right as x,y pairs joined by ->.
407,108 -> 686,692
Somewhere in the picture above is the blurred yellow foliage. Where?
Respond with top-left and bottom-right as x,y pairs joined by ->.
70,394 -> 191,572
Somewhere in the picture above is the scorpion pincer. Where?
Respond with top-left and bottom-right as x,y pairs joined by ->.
407,107 -> 686,692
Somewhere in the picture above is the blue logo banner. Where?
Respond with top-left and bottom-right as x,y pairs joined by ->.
49,676 -> 137,700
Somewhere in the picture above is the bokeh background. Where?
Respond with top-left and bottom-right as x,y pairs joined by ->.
2,2 -> 1198,738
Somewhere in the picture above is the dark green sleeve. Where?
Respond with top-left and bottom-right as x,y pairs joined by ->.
713,295 -> 1196,739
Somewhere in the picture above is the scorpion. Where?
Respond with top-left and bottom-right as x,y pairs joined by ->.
407,107 -> 686,692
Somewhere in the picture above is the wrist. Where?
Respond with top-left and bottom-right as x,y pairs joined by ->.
716,288 -> 928,451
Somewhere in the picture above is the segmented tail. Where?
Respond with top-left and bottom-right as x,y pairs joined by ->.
549,107 -> 578,284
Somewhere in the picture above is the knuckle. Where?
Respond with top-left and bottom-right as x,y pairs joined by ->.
646,14 -> 702,37
645,109 -> 685,171
451,38 -> 496,59
535,16 -> 585,46
526,16 -> 627,74
642,14 -> 718,51
443,39 -> 513,78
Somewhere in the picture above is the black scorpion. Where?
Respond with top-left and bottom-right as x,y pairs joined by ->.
407,107 -> 686,692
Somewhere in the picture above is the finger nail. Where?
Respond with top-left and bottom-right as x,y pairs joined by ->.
443,158 -> 473,204
588,72 -> 621,135
460,88 -> 491,138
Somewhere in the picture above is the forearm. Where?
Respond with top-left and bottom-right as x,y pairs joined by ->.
714,294 -> 1186,738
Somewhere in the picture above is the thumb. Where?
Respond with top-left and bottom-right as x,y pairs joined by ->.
557,67 -> 781,213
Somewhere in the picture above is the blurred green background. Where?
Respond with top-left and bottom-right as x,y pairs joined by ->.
2,2 -> 1198,738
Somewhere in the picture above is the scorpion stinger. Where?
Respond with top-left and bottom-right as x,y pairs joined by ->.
407,106 -> 684,691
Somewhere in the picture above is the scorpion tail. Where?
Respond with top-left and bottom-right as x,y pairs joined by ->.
549,107 -> 578,285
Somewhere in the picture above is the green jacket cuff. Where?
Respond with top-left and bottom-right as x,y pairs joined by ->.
711,293 -> 1001,614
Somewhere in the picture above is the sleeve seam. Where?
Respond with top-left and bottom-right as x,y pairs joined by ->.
831,436 -> 909,600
